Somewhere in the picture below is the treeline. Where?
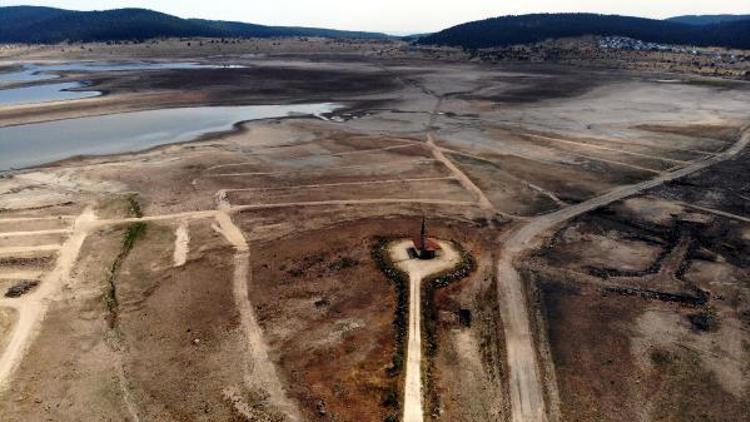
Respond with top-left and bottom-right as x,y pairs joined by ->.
418,13 -> 750,50
0,6 -> 390,43
667,14 -> 750,26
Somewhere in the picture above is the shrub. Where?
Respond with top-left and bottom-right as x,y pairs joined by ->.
372,237 -> 410,376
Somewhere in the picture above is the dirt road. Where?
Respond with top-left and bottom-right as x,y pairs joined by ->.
172,220 -> 189,267
0,207 -> 95,390
390,239 -> 460,422
0,228 -> 71,238
427,133 -> 495,211
0,244 -> 61,255
214,211 -> 300,421
496,126 -> 750,422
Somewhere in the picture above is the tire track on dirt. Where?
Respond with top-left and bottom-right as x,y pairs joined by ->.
205,159 -> 438,178
677,202 -> 750,223
92,198 -> 481,228
0,229 -> 72,238
427,133 -> 495,210
230,198 -> 479,211
214,211 -> 301,421
222,177 -> 456,193
526,133 -> 689,165
439,147 -> 569,207
173,220 -> 189,267
0,244 -> 62,256
205,144 -> 419,173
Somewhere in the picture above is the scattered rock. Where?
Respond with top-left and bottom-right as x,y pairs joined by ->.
438,310 -> 458,324
688,311 -> 717,332
316,399 -> 327,416
5,280 -> 40,298
0,256 -> 53,267
458,308 -> 472,327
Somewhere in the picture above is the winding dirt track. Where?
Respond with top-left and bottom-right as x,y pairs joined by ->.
214,211 -> 301,421
497,126 -> 750,422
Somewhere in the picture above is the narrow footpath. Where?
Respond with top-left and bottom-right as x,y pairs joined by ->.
389,239 -> 459,422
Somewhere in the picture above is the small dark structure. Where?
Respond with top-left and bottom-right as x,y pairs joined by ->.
411,217 -> 441,260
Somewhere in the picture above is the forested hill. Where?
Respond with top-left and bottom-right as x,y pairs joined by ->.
0,6 -> 390,43
667,15 -> 750,26
418,13 -> 750,50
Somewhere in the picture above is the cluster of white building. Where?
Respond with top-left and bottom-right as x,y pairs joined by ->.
597,36 -> 685,52
597,36 -> 748,64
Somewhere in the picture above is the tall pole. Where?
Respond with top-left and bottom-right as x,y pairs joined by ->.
420,216 -> 426,249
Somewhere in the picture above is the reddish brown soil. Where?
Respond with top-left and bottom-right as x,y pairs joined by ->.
539,282 -> 645,421
249,216 -> 495,421
250,219 -> 401,421
115,221 -> 244,421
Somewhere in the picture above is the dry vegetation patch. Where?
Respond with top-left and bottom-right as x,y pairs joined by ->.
251,220 -> 399,421
112,220 -> 246,420
537,279 -> 646,421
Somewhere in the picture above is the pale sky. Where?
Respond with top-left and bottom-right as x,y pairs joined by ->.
2,0 -> 749,34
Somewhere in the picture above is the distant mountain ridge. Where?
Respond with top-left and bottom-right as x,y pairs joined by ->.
667,14 -> 750,26
0,6 -> 390,43
418,13 -> 750,50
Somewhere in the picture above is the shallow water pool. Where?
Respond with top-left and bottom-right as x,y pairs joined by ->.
0,103 -> 339,171
0,82 -> 100,106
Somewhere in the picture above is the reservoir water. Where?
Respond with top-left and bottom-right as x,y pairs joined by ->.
0,61 -> 240,85
0,61 -> 244,106
0,103 -> 339,171
0,82 -> 100,106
